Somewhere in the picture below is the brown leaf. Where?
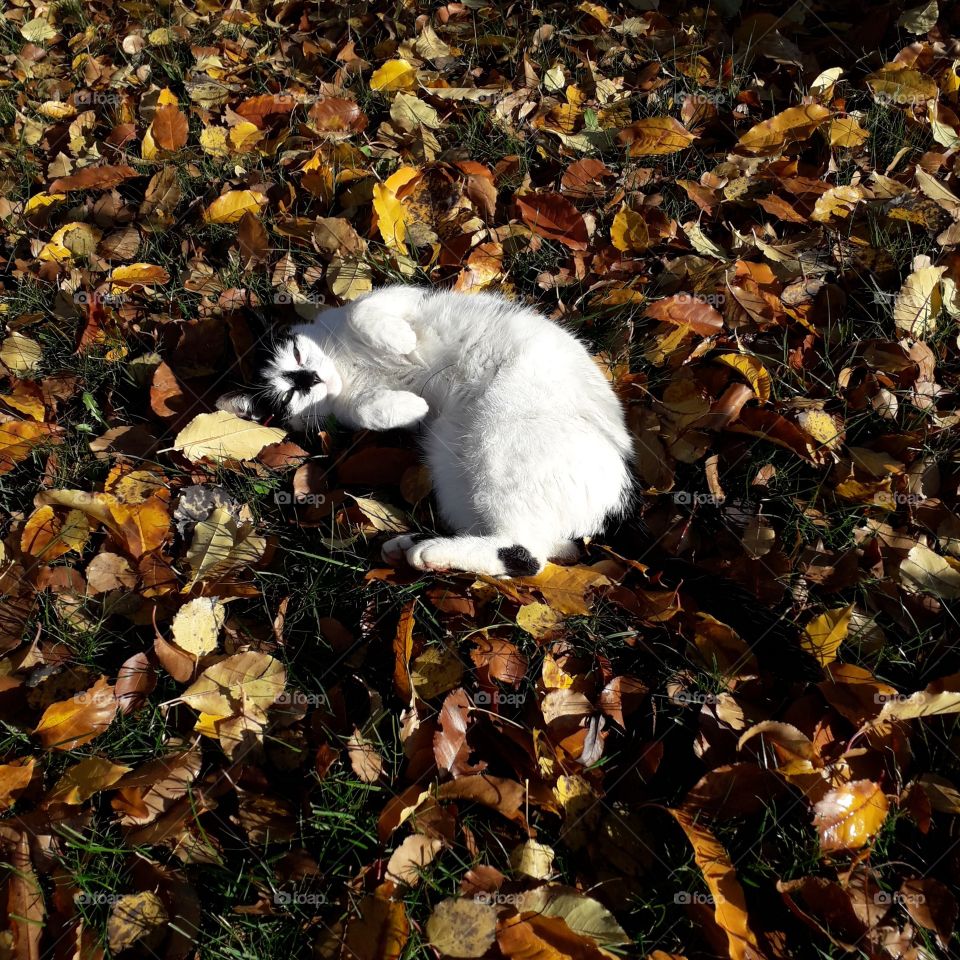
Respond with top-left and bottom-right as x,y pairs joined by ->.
470,636 -> 527,686
150,361 -> 189,420
116,652 -> 157,715
437,775 -> 526,825
308,97 -> 367,135
237,212 -> 269,265
598,676 -> 648,728
618,116 -> 697,156
235,93 -> 296,129
516,192 -> 589,250
49,164 -> 138,192
560,159 -> 613,199
434,688 -> 484,777
151,103 -> 189,151
899,877 -> 957,945
0,829 -> 44,960
347,728 -> 384,783
646,295 -> 723,336
498,912 -> 608,960
343,896 -> 409,960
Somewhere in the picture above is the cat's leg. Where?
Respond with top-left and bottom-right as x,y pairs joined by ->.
350,390 -> 428,430
347,286 -> 425,355
548,539 -> 580,564
404,536 -> 545,578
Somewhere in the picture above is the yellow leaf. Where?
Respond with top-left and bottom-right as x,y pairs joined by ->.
373,182 -> 408,253
516,602 -> 565,639
185,506 -> 266,585
866,66 -> 938,104
181,651 -> 286,717
667,808 -> 761,960
521,563 -> 610,615
24,192 -> 67,214
811,184 -> 864,222
228,120 -> 263,152
0,334 -> 43,376
619,116 -> 696,156
426,899 -> 497,959
813,780 -> 888,852
34,676 -> 118,750
829,116 -> 870,148
21,17 -> 57,42
893,264 -> 944,337
610,205 -> 650,252
173,411 -> 287,462
20,505 -> 89,560
48,756 -> 131,804
737,104 -> 831,155
199,125 -> 229,157
370,59 -> 417,92
203,189 -> 267,224
900,543 -> 960,599
39,222 -> 102,261
716,354 -> 772,402
110,263 -> 170,288
801,605 -> 853,666
171,597 -> 225,657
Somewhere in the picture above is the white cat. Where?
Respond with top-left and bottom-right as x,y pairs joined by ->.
235,286 -> 634,577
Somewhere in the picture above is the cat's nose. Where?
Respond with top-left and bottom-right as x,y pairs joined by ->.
286,369 -> 321,392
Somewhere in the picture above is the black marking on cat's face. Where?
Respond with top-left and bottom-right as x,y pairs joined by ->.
497,544 -> 540,577
286,369 -> 322,393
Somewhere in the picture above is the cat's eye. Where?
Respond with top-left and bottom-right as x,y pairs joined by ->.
293,345 -> 302,365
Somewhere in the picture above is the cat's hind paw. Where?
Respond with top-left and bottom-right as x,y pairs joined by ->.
382,534 -> 418,564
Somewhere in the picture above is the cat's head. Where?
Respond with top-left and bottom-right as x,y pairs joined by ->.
218,327 -> 343,431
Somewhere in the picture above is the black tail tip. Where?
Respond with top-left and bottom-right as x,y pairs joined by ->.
497,545 -> 540,577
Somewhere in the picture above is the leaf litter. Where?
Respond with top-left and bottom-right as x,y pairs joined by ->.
0,0 -> 959,958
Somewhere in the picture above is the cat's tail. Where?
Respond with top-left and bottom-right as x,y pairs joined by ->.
382,534 -> 577,578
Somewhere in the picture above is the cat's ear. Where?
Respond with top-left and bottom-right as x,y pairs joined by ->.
216,391 -> 258,420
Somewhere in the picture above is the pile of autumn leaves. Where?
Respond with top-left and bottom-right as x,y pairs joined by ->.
5,0 -> 960,956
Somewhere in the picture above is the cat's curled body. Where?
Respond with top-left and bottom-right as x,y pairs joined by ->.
261,286 -> 633,577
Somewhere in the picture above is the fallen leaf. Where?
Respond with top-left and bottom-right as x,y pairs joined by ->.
813,781 -> 889,852
173,411 -> 287,462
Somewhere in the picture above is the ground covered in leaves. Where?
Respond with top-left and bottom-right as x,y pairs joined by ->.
2,0 -> 960,958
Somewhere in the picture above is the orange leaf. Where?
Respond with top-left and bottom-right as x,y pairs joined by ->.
516,192 -> 588,250
34,676 -> 118,750
151,103 -> 188,151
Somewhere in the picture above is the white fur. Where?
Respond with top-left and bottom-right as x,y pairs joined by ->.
264,286 -> 633,577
